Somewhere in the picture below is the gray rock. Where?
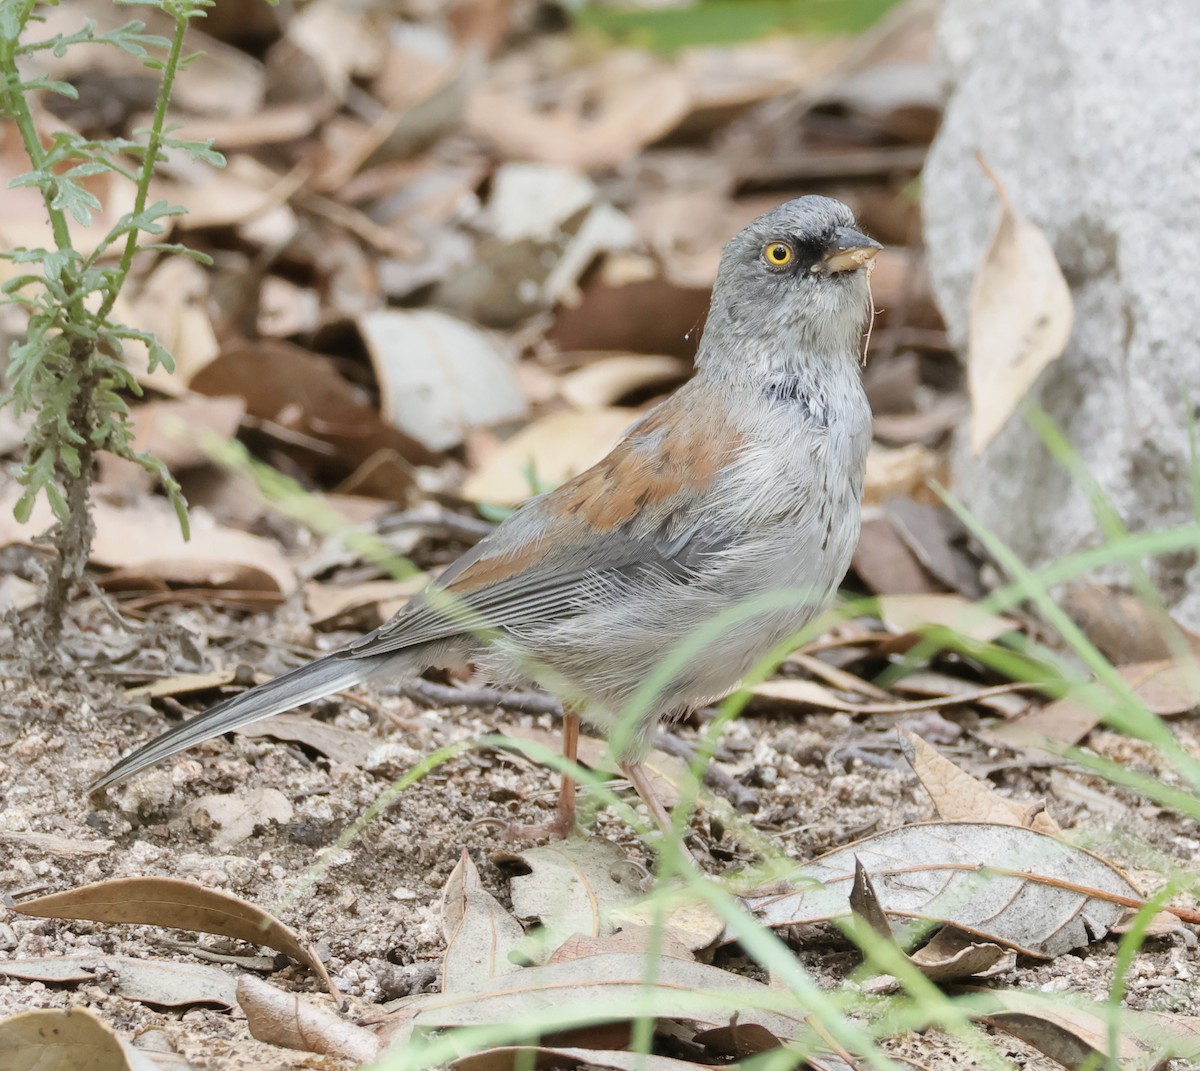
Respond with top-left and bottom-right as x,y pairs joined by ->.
922,0 -> 1200,628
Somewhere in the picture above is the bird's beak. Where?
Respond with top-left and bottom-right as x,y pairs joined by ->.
820,227 -> 883,274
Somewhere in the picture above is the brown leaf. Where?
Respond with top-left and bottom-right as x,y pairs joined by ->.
238,713 -> 378,767
1060,580 -> 1200,665
0,955 -> 238,1010
189,340 -> 437,470
751,678 -> 1030,717
967,155 -> 1074,454
237,975 -> 381,1062
853,513 -> 942,595
125,668 -> 267,701
467,50 -> 690,171
863,443 -> 943,505
548,927 -> 694,964
0,1007 -> 158,1071
877,592 -> 1018,643
900,731 -> 1061,835
461,408 -> 638,505
13,877 -> 338,999
452,1047 -> 720,1071
977,988 -> 1200,1071
440,849 -> 525,993
304,578 -> 423,629
558,354 -> 688,410
0,490 -> 297,595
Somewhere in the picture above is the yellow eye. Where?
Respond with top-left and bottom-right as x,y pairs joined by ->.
763,240 -> 794,267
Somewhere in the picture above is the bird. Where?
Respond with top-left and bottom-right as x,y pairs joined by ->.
92,196 -> 880,843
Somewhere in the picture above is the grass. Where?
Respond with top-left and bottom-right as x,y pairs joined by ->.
192,416 -> 1200,1071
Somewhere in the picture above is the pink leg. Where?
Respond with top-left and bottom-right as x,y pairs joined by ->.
504,710 -> 580,841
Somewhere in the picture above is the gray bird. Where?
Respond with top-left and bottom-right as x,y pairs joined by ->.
92,196 -> 880,840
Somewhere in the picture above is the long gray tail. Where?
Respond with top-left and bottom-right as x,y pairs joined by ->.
91,652 -> 391,792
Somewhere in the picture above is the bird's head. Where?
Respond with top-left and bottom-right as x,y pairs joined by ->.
699,196 -> 881,373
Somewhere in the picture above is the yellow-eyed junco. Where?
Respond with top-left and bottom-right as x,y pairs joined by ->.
92,196 -> 880,840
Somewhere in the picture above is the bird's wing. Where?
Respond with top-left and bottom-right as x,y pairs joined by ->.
339,393 -> 745,660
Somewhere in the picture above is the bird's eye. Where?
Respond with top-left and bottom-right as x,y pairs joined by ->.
763,241 -> 794,268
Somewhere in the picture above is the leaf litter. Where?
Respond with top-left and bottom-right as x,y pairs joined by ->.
2,0 -> 1199,1068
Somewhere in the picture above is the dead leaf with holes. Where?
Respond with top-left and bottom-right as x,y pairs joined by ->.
967,155 -> 1074,454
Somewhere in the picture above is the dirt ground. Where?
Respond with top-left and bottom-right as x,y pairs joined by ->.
2,593 -> 1198,1070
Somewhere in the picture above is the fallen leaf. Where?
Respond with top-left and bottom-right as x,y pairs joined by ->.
852,513 -> 941,595
742,821 -> 1141,958
967,155 -> 1074,454
452,1047 -> 720,1071
238,714 -> 378,767
975,988 -> 1200,1071
357,308 -> 527,451
0,491 -> 297,595
900,731 -> 1061,835
502,838 -> 643,955
1060,580 -> 1200,664
877,592 -> 1018,644
863,443 -> 943,504
559,354 -> 689,409
467,49 -> 690,170
189,340 -> 437,469
441,849 -> 525,993
548,926 -> 694,964
461,408 -> 637,505
125,667 -> 265,701
13,876 -> 337,998
0,1007 -> 160,1071
183,787 -> 294,848
751,677 -> 1029,717
0,955 -> 238,1009
237,975 -> 381,1062
304,578 -> 423,628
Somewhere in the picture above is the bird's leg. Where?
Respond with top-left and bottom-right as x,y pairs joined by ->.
503,709 -> 580,841
619,760 -> 674,836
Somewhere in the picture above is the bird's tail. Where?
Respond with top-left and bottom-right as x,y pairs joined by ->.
91,651 -> 400,793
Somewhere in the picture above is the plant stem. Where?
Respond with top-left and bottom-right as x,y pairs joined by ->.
95,2 -> 189,323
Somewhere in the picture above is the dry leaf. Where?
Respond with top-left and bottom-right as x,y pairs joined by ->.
468,50 -> 690,170
743,821 -> 1141,958
901,731 -> 1061,834
863,442 -> 942,504
237,975 -> 381,1062
559,354 -> 688,409
0,1007 -> 160,1071
238,714 -> 378,767
357,308 -> 527,451
751,677 -> 1029,717
976,988 -> 1200,1071
441,849 -> 526,993
13,876 -> 337,998
967,156 -> 1074,454
0,490 -> 296,595
0,830 -> 113,857
877,592 -> 1018,643
502,838 -> 643,955
461,408 -> 637,505
0,955 -> 238,1009
125,668 -> 265,701
452,1047 -> 719,1071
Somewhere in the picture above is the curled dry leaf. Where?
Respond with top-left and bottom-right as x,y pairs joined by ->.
876,592 -> 1018,644
237,975 -> 382,1063
452,1046 -> 720,1071
440,849 -> 525,993
849,859 -> 1008,982
559,354 -> 690,410
741,821 -> 1141,959
12,876 -> 338,999
0,955 -> 238,1010
967,155 -> 1074,454
237,713 -> 378,768
900,731 -> 1062,835
0,1007 -> 162,1071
